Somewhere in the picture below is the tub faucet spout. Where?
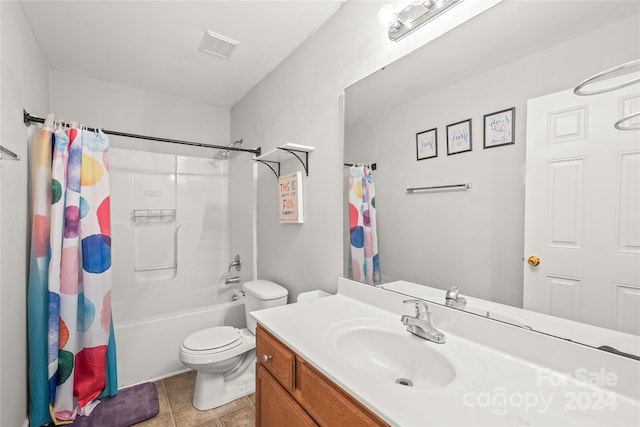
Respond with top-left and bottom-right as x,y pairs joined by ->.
225,276 -> 240,285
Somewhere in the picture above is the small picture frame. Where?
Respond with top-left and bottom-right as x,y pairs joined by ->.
416,128 -> 438,160
484,107 -> 515,149
447,119 -> 472,155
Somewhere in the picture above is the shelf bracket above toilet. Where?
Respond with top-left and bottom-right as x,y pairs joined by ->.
254,143 -> 314,179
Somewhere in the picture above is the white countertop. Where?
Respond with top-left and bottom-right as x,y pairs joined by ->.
251,279 -> 640,426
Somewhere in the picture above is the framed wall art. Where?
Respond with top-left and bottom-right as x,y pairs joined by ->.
279,172 -> 304,224
416,128 -> 438,160
446,119 -> 472,155
484,107 -> 515,149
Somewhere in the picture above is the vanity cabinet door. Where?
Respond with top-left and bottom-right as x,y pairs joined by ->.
256,364 -> 317,427
256,325 -> 296,392
294,358 -> 388,427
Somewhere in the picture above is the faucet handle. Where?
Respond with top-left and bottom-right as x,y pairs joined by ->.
403,299 -> 430,319
228,254 -> 241,272
445,286 -> 460,300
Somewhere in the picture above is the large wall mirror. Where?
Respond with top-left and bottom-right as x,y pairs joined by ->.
344,1 -> 639,354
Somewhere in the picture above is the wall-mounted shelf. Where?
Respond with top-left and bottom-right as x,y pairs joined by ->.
254,143 -> 314,178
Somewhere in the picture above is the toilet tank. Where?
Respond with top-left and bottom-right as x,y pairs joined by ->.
243,280 -> 288,334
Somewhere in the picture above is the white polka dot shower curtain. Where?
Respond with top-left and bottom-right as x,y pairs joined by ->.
27,115 -> 117,426
348,165 -> 380,285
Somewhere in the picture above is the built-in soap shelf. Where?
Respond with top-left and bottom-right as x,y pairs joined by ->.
0,145 -> 20,161
131,209 -> 176,224
254,143 -> 314,178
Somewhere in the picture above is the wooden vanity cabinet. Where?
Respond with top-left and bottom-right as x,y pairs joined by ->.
256,365 -> 317,427
256,325 -> 388,427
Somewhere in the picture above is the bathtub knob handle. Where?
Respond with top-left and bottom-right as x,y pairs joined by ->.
262,354 -> 272,363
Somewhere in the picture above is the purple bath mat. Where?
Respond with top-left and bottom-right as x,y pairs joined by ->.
70,382 -> 159,426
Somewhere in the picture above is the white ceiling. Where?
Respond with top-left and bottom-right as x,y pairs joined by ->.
19,0 -> 345,108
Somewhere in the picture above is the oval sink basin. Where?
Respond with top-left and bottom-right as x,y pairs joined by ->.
334,325 -> 456,390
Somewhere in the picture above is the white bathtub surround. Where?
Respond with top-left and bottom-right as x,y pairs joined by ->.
110,151 -> 232,318
107,145 -> 245,387
252,278 -> 640,426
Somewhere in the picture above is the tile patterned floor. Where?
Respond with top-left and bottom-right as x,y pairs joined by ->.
135,371 -> 256,427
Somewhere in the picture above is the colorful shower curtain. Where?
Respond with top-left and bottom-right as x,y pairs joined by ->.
348,165 -> 380,285
27,116 -> 117,426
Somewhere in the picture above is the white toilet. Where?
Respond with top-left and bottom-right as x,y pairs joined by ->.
179,280 -> 288,410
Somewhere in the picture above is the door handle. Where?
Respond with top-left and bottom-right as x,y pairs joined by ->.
527,256 -> 541,266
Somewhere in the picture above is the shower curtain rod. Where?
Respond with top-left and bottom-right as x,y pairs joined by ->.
345,162 -> 377,170
23,110 -> 261,156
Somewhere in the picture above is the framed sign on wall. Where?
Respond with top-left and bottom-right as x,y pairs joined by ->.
484,107 -> 515,149
447,119 -> 472,155
416,128 -> 438,160
279,171 -> 304,223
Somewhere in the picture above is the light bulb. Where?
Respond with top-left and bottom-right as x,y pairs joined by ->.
378,5 -> 398,26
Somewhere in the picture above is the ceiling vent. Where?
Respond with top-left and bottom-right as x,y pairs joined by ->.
199,30 -> 239,59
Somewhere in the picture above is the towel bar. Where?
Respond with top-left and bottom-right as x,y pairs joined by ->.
406,183 -> 472,193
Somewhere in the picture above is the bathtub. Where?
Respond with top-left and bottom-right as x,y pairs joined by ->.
114,287 -> 246,387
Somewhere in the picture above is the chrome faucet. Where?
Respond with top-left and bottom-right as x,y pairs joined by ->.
445,286 -> 467,309
401,300 -> 445,344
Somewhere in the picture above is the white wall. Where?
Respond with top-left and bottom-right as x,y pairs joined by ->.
230,0 -> 502,301
345,16 -> 640,307
50,70 -> 231,153
0,2 -> 50,426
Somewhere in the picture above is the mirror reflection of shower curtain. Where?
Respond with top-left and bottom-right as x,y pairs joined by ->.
27,116 -> 117,426
348,166 -> 380,285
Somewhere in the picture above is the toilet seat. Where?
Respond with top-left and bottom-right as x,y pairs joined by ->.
179,328 -> 256,366
183,326 -> 242,354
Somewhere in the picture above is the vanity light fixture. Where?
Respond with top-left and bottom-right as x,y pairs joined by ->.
379,0 -> 464,42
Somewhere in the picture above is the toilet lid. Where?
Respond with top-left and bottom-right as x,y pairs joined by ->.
183,326 -> 242,351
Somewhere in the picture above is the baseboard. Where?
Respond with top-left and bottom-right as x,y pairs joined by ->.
121,367 -> 191,390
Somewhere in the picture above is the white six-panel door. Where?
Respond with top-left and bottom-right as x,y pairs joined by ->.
524,79 -> 640,335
